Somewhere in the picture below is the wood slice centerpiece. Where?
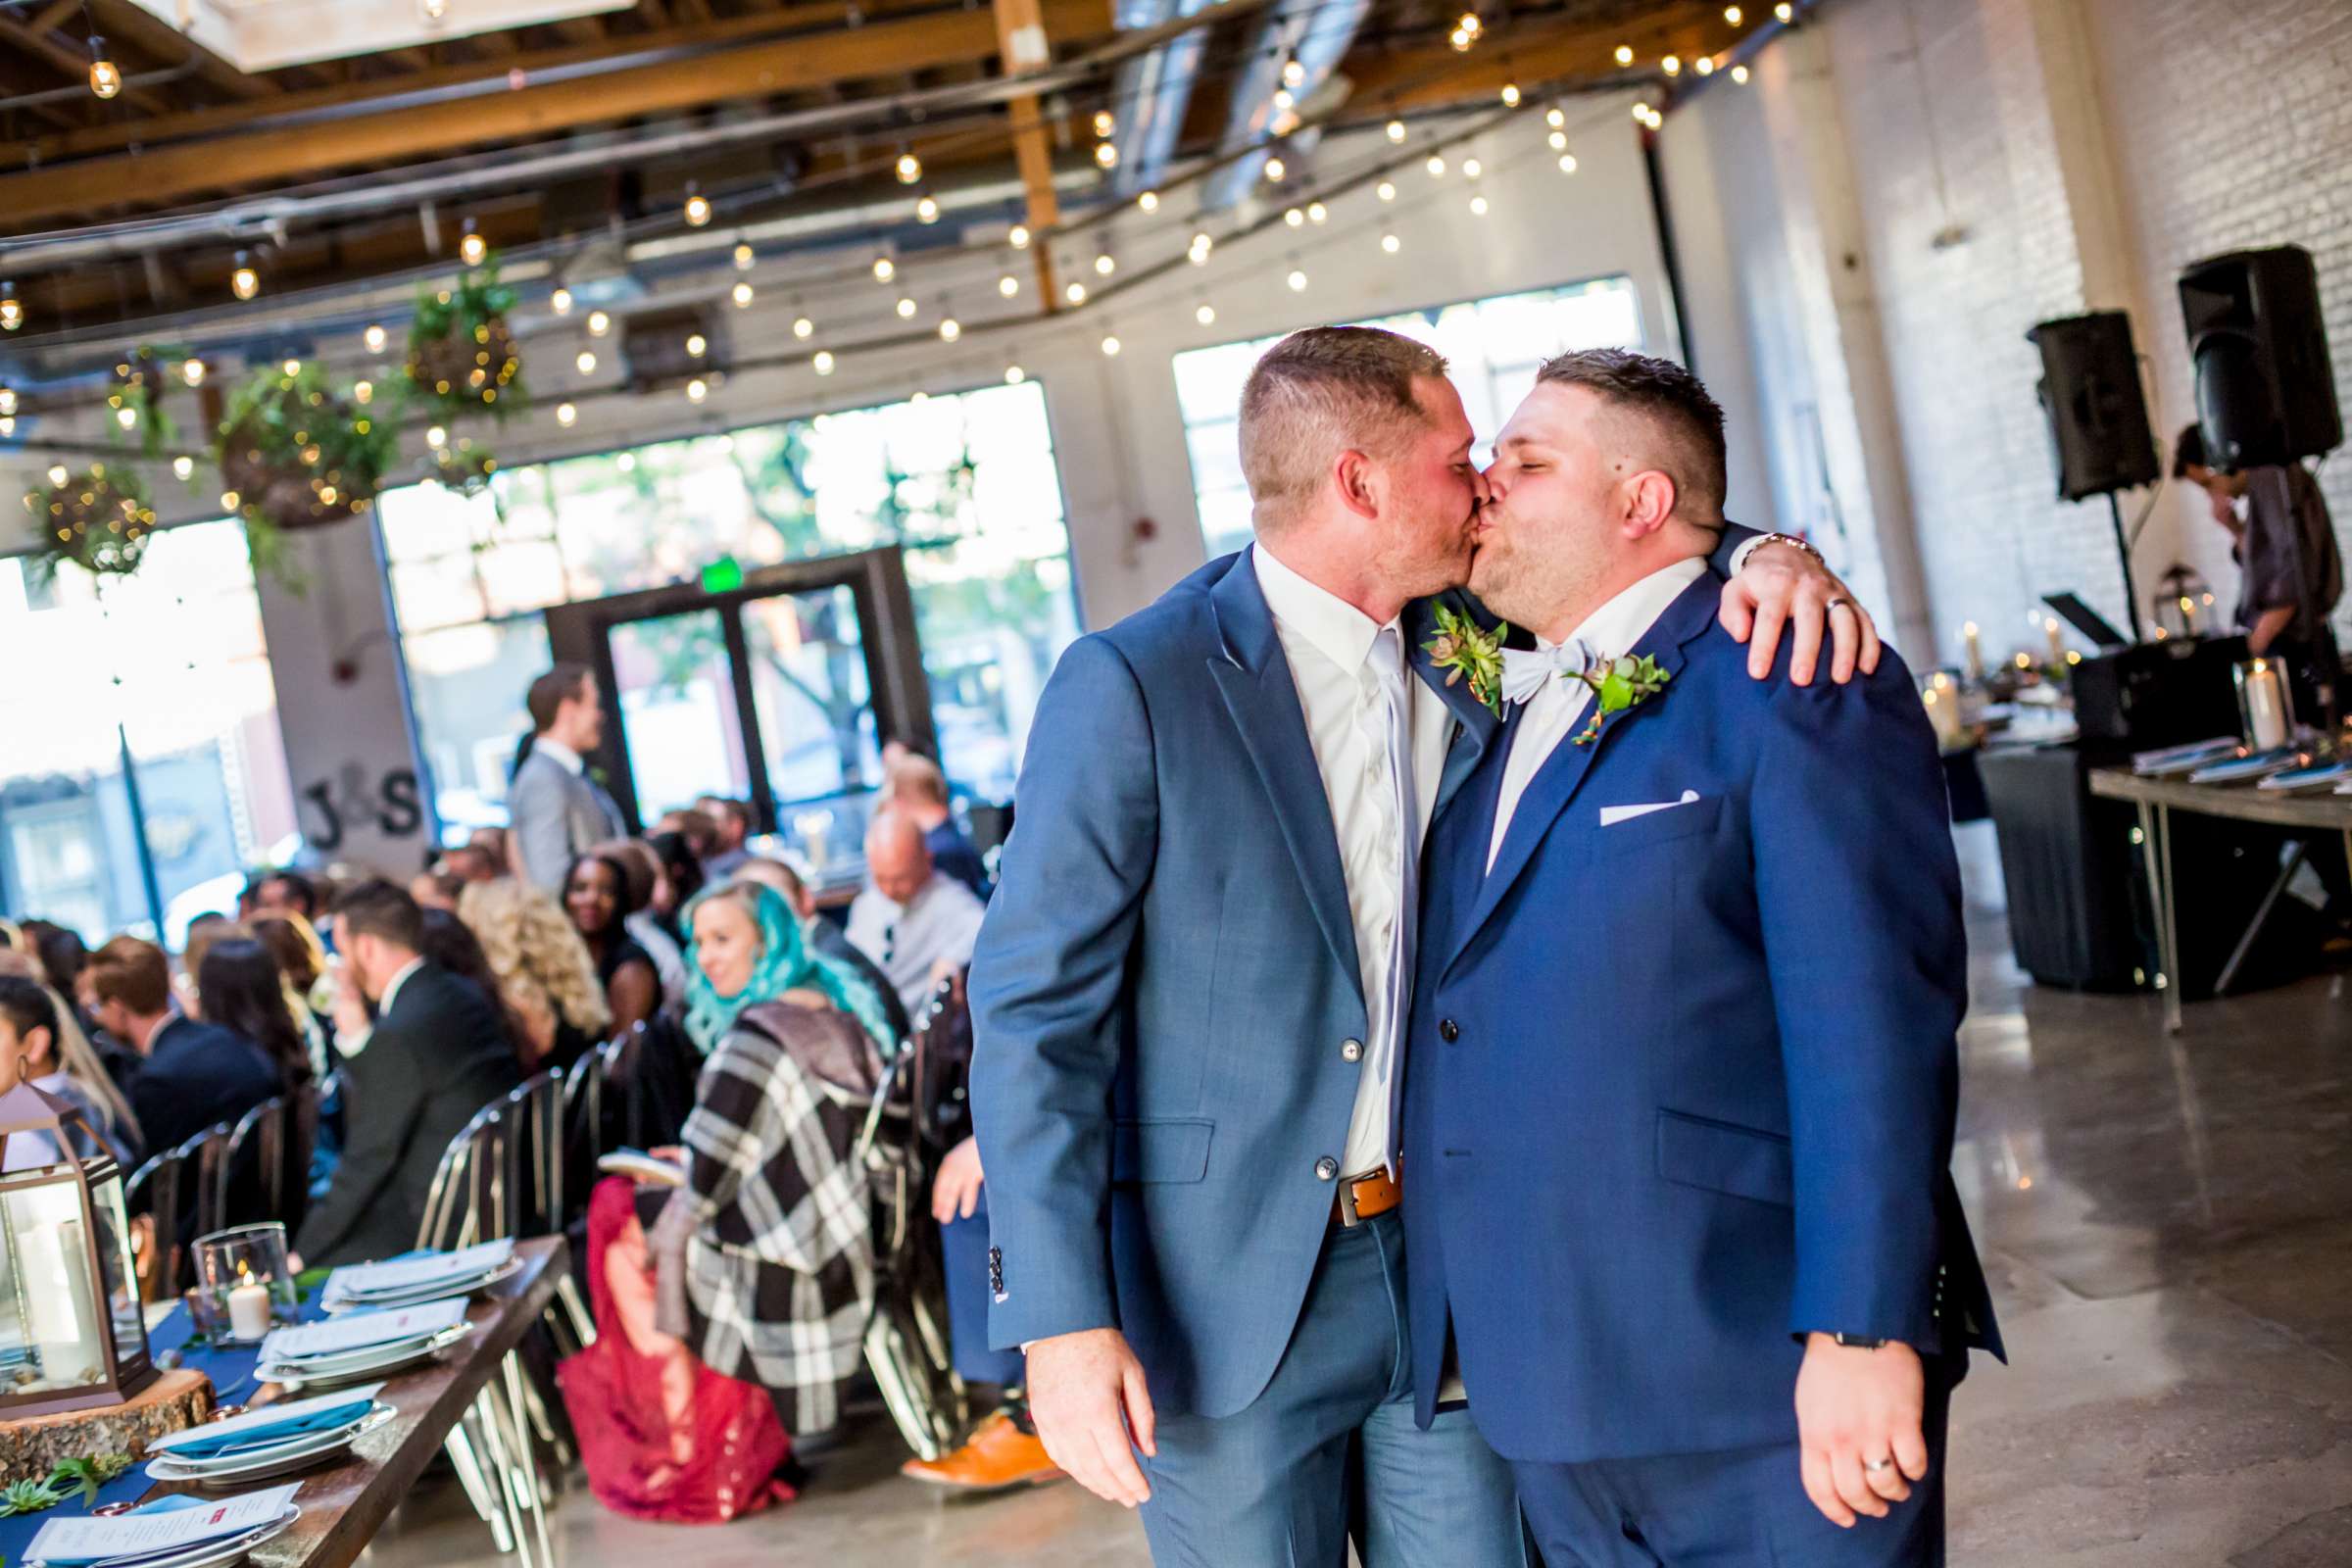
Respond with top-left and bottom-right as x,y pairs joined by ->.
0,1369 -> 213,1486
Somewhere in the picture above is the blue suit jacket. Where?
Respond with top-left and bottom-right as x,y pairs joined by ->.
1402,570 -> 2002,1464
968,551 -> 1501,1418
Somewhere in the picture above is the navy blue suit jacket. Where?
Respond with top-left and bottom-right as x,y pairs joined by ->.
1403,569 -> 2002,1464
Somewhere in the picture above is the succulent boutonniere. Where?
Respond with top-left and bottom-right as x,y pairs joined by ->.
1421,603 -> 1509,715
1571,653 -> 1672,745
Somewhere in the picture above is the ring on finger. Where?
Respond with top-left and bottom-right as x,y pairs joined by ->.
1864,1457 -> 1894,1475
1827,598 -> 1853,613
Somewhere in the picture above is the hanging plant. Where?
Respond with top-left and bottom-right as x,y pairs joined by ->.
215,362 -> 398,532
105,349 -> 177,461
21,462 -> 157,580
406,256 -> 524,419
426,436 -> 500,497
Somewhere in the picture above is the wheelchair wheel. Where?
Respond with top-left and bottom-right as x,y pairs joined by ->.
865,1283 -> 967,1462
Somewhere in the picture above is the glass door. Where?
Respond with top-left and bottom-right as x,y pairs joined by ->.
543,547 -> 932,883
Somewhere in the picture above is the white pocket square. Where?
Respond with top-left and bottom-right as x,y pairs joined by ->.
1598,790 -> 1700,827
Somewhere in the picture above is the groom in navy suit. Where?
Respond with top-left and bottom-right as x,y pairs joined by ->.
971,327 -> 1883,1565
1404,349 -> 2001,1566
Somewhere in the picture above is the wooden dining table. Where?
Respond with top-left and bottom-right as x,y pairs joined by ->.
148,1236 -> 567,1568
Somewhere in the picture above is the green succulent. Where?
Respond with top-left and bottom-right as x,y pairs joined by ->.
0,1479 -> 64,1517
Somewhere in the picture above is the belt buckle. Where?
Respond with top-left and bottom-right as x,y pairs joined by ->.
1336,1178 -> 1364,1228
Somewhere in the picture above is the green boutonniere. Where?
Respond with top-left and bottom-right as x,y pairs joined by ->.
1571,653 -> 1672,745
1421,603 -> 1509,715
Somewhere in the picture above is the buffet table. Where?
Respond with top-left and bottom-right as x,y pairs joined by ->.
0,1237 -> 565,1568
2087,768 -> 2352,1032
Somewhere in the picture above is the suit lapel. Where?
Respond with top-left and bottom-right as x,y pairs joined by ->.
1403,592 -> 1503,822
1446,575 -> 1722,974
1208,558 -> 1366,1004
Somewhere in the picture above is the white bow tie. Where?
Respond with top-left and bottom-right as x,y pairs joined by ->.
1498,640 -> 1594,707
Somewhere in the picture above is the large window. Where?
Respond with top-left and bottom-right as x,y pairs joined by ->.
0,522 -> 298,946
1174,277 -> 1650,559
379,380 -> 1079,837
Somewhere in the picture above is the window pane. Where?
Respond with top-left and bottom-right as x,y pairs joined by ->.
609,611 -> 752,819
404,619 -> 550,833
1171,277 -> 1651,558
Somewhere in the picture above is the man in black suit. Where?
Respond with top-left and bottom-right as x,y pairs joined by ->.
296,879 -> 521,1267
81,935 -> 279,1159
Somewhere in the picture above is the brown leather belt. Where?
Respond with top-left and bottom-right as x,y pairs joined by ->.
1333,1168 -> 1400,1228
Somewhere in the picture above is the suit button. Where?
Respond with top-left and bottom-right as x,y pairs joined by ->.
1314,1157 -> 1339,1181
1439,1018 -> 1460,1043
1342,1038 -> 1363,1062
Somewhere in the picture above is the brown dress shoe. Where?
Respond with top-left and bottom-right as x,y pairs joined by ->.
900,1410 -> 1064,1493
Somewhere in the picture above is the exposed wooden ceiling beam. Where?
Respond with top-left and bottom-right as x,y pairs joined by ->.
27,0 -> 79,35
90,0 -> 278,100
0,0 -> 1112,230
0,0 -> 945,166
0,13 -> 174,114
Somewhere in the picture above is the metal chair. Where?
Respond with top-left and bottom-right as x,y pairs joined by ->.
124,1144 -> 188,1300
217,1097 -> 285,1228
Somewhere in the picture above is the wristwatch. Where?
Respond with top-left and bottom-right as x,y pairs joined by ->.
1831,1333 -> 1887,1350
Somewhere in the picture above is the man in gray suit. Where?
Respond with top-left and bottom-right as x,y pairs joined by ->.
509,662 -> 623,892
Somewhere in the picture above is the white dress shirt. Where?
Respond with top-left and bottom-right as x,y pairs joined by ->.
846,870 -> 988,1014
1490,556 -> 1709,870
1253,545 -> 1454,1179
533,737 -> 586,775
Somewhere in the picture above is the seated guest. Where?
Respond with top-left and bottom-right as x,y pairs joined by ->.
734,858 -> 909,1050
458,878 -> 612,1071
249,915 -> 341,1197
650,881 -> 896,1439
564,853 -> 662,1037
297,879 -> 521,1268
882,754 -> 990,902
194,938 -> 314,1098
0,966 -> 141,1169
696,796 -> 755,881
594,840 -> 691,1013
246,869 -> 321,927
17,919 -> 137,1097
81,935 -> 279,1158
466,828 -> 513,877
653,810 -> 720,867
416,908 -> 524,1057
410,863 -> 465,912
445,843 -> 503,886
844,809 -> 986,1016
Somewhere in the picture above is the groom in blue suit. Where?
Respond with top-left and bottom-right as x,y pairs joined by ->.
970,327 -> 1882,1564
1404,350 -> 2002,1566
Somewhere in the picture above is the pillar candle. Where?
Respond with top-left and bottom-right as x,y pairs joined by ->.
2241,660 -> 2289,751
227,1280 -> 272,1342
1923,682 -> 1965,749
1963,621 -> 1984,682
2044,616 -> 2066,668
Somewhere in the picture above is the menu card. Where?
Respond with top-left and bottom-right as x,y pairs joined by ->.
26,1485 -> 299,1566
323,1240 -> 513,1300
261,1298 -> 466,1361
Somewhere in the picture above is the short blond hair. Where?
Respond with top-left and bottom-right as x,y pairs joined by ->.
1237,326 -> 1450,532
885,753 -> 951,809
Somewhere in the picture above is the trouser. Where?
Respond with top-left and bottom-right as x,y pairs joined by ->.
1134,1207 -> 1527,1568
1513,1364 -> 1956,1567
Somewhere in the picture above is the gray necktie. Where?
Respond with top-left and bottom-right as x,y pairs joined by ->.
1367,627 -> 1418,1175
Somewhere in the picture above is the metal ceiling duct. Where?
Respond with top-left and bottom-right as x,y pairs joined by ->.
1198,0 -> 1369,212
1107,0 -> 1218,200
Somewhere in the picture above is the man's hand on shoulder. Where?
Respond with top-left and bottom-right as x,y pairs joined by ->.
1794,1333 -> 1928,1528
1025,1327 -> 1156,1508
1719,538 -> 1883,686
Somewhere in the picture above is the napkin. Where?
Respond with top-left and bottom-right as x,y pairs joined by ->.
146,1385 -> 384,1458
261,1298 -> 466,1362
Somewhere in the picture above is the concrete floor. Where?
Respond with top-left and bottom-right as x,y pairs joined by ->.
361,823 -> 2352,1566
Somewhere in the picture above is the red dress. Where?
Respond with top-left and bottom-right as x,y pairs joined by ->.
558,1177 -> 796,1522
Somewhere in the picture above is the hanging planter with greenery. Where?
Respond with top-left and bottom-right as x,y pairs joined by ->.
21,462 -> 157,580
215,362 -> 398,532
105,349 -> 178,462
406,257 -> 524,419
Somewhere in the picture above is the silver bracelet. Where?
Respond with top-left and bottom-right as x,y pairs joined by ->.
1750,530 -> 1825,564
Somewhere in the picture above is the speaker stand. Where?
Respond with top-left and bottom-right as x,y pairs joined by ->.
2106,491 -> 2146,641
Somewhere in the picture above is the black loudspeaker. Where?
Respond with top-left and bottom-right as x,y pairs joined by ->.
2067,633 -> 2248,748
2180,245 -> 2342,467
2027,313 -> 2160,501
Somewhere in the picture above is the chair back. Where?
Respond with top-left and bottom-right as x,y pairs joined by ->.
124,1144 -> 189,1299
219,1096 -> 286,1228
906,967 -> 973,1152
600,1017 -> 697,1152
502,1072 -> 564,1239
182,1124 -> 233,1244
416,1098 -> 511,1251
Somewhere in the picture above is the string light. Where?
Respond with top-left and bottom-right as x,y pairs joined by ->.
0,416 -> 13,437
1196,302 -> 1216,325
1009,224 -> 1031,250
1462,157 -> 1483,178
1000,274 -> 1020,297
687,378 -> 708,403
1381,232 -> 1400,254
1265,156 -> 1287,181
1448,24 -> 1472,50
1306,202 -> 1328,224
685,332 -> 708,357
354,380 -> 372,403
1726,4 -> 1743,21
1287,268 -> 1308,291
1500,83 -> 1520,107
1377,179 -> 1396,202
616,454 -> 635,472
1281,55 -> 1306,89
1004,366 -> 1026,384
587,309 -> 612,336
1775,1 -> 1792,19
1546,106 -> 1566,127
220,490 -> 240,511
47,466 -> 68,489
1387,119 -> 1406,142
550,287 -> 573,315
1272,88 -> 1295,114
940,318 -> 960,342
1470,194 -> 1489,216
87,36 -> 121,99
1189,232 -> 1213,264
872,256 -> 896,282
1614,43 -> 1634,64
1549,129 -> 1568,150
557,402 -> 577,426
1558,153 -> 1579,173
181,358 -> 206,387
1286,207 -> 1305,227
1426,154 -> 1446,177
1094,109 -> 1117,137
1694,55 -> 1715,75
362,323 -> 386,353
896,150 -> 922,184
0,388 -> 15,416
734,242 -> 755,270
1095,142 -> 1119,169
1662,54 -> 1682,74
116,406 -> 138,431
576,350 -> 597,373
732,280 -> 755,307
281,358 -> 301,376
425,424 -> 448,449
460,220 -> 487,266
1101,335 -> 1121,357
1731,63 -> 1750,82
230,255 -> 259,301
1064,281 -> 1088,305
1139,191 -> 1159,213
916,195 -> 941,224
813,350 -> 836,375
793,316 -> 814,338
683,186 -> 711,227
896,296 -> 917,318
1095,253 -> 1116,275
173,455 -> 194,480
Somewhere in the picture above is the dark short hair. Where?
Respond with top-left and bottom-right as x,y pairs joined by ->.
85,935 -> 172,1015
1534,349 -> 1729,525
247,868 -> 318,916
1239,326 -> 1452,529
525,662 -> 593,734
696,795 -> 753,834
330,877 -> 425,952
17,919 -> 86,996
2173,422 -> 2209,478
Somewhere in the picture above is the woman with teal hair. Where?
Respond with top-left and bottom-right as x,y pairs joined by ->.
646,878 -> 896,1441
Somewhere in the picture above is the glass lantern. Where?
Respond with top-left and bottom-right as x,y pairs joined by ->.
0,1077 -> 156,1416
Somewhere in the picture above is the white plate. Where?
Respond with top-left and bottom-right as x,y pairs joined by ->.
34,1508 -> 301,1568
255,1323 -> 472,1388
146,1407 -> 394,1484
322,1256 -> 523,1313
